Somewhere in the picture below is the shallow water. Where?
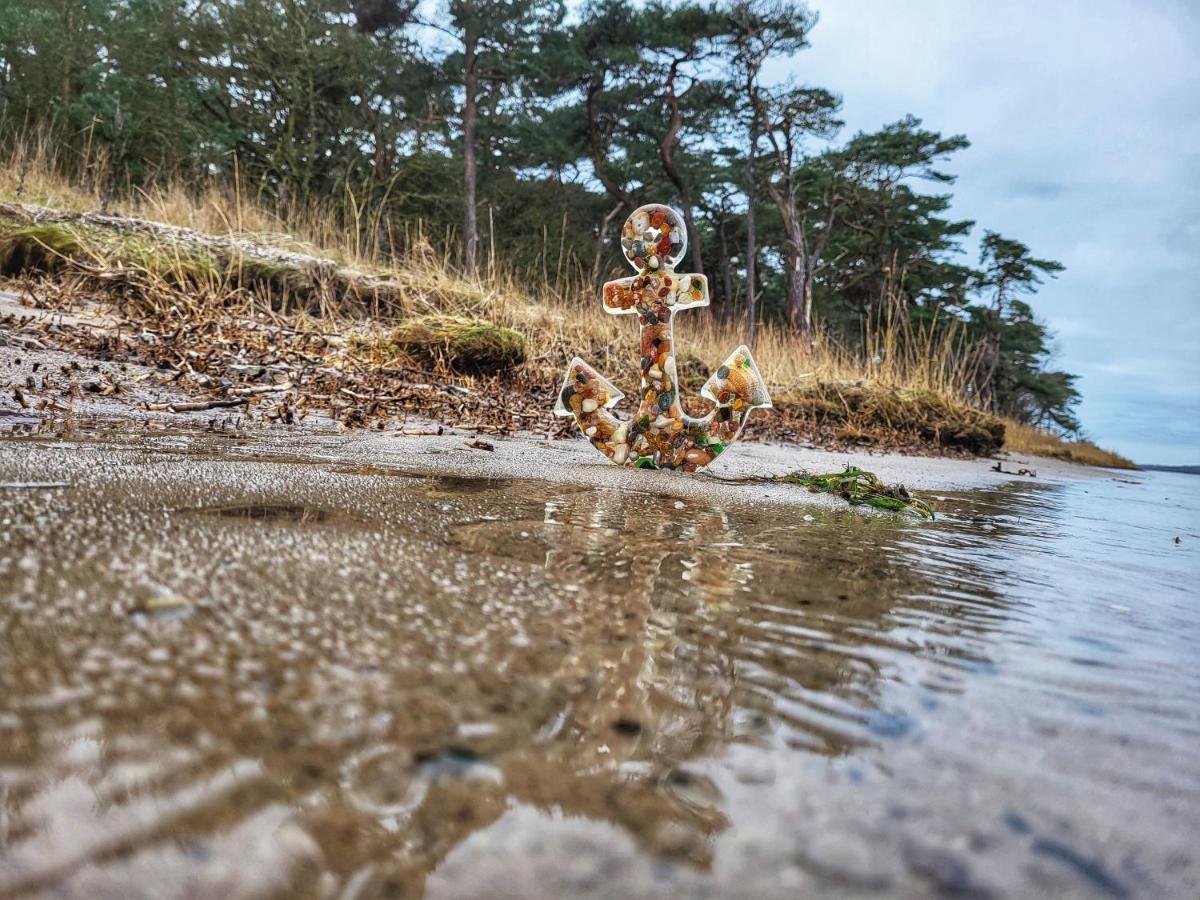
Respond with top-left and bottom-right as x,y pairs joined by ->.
0,434 -> 1197,898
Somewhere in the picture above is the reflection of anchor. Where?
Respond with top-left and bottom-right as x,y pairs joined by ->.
555,204 -> 771,471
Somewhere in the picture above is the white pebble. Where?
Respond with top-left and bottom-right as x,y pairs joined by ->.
584,426 -> 597,436
648,366 -> 662,379
581,398 -> 598,413
612,444 -> 628,464
648,255 -> 659,268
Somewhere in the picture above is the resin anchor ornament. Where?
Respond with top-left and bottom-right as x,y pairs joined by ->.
555,203 -> 771,471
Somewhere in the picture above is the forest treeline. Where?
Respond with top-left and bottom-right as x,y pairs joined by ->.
0,0 -> 1082,432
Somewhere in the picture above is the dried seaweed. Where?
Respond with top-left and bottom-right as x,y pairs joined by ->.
715,465 -> 935,519
777,467 -> 935,518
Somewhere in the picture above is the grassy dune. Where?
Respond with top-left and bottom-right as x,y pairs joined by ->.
1002,422 -> 1135,469
0,136 -> 1131,465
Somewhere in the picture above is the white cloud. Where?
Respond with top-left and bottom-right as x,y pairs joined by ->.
775,0 -> 1200,462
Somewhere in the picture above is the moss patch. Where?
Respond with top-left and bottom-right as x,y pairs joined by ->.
381,314 -> 526,375
0,223 -> 85,276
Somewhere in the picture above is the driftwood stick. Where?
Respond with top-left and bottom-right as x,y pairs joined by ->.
230,382 -> 293,396
145,398 -> 250,412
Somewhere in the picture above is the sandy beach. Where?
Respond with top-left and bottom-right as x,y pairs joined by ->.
2,288 -> 1097,517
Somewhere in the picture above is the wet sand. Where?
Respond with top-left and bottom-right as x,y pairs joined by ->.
1,430 -> 1197,898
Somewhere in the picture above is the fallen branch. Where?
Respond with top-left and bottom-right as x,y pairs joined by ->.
145,398 -> 249,413
230,382 -> 293,396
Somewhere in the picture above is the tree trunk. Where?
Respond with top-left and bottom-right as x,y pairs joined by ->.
801,270 -> 815,337
591,202 -> 623,282
718,216 -> 733,322
782,213 -> 810,335
679,199 -> 703,276
744,121 -> 758,347
586,82 -> 633,210
979,331 -> 1000,411
658,59 -> 704,276
462,8 -> 478,277
786,252 -> 803,332
61,6 -> 74,105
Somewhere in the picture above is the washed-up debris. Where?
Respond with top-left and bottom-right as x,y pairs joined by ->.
145,398 -> 249,413
0,296 -> 558,436
716,465 -> 934,518
992,461 -> 1037,477
776,466 -> 935,518
464,438 -> 494,451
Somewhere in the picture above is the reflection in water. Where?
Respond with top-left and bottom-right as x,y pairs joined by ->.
0,437 -> 1197,898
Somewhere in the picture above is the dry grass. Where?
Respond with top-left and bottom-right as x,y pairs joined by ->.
0,131 -> 1034,457
1002,421 -> 1136,469
0,132 -> 966,389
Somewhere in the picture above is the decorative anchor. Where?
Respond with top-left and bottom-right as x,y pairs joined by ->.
555,203 -> 771,471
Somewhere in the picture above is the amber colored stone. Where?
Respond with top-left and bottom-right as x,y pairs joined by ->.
726,366 -> 752,399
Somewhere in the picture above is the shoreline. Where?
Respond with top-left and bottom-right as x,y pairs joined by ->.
0,404 -> 1109,519
1,288 -> 1120,510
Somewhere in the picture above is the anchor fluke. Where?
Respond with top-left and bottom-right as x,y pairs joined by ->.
554,357 -> 625,416
701,345 -> 772,411
555,358 -> 635,464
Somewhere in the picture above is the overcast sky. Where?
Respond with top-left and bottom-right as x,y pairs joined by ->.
768,0 -> 1199,465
